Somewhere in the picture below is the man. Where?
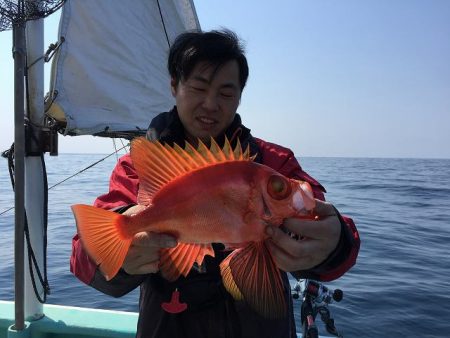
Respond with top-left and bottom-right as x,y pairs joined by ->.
71,29 -> 359,338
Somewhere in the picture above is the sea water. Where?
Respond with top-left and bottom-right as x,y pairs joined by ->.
1,153 -> 450,337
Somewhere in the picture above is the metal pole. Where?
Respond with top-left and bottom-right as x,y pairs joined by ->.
13,20 -> 27,331
24,16 -> 46,321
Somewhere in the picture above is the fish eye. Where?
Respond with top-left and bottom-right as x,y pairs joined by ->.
267,175 -> 291,200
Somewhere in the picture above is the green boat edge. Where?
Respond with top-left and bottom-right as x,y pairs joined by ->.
0,300 -> 138,338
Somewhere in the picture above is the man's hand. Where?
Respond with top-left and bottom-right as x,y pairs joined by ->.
121,205 -> 177,275
265,200 -> 341,272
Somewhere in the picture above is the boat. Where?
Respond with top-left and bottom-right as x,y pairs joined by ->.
0,1 -> 341,337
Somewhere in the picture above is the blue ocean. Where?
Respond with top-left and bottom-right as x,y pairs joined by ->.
1,154 -> 450,337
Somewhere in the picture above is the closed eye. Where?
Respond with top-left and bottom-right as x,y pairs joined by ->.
220,91 -> 235,98
191,86 -> 206,92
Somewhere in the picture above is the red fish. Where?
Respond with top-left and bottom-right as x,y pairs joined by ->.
71,137 -> 316,318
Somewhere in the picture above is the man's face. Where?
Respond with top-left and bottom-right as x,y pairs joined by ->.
171,60 -> 242,144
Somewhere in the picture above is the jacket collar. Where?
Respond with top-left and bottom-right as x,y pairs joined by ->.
146,107 -> 261,161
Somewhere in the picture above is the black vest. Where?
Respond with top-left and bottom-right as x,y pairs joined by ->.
135,108 -> 296,338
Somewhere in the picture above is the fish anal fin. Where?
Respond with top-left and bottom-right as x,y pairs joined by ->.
220,242 -> 287,319
71,204 -> 132,281
160,243 -> 215,281
195,243 -> 215,264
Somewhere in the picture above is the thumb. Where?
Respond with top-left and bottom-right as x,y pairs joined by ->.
132,231 -> 177,248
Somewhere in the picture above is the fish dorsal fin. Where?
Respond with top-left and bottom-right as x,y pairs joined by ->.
209,138 -> 227,162
223,137 -> 236,160
130,136 -> 253,205
196,139 -> 217,164
233,139 -> 243,160
131,137 -> 183,205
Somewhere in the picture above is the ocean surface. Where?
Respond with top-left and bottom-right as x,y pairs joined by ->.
1,153 -> 450,337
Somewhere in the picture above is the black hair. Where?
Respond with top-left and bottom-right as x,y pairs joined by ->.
168,29 -> 249,92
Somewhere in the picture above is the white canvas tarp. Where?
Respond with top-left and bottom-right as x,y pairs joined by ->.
47,0 -> 200,136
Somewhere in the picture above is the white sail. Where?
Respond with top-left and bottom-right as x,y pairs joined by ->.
47,0 -> 200,136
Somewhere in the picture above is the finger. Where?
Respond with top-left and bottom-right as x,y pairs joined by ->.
312,200 -> 337,217
266,240 -> 316,271
122,204 -> 147,216
266,223 -> 338,260
266,225 -> 316,258
131,231 -> 177,248
124,247 -> 160,265
124,260 -> 160,275
283,216 -> 341,239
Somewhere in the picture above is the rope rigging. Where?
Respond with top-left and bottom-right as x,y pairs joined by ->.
1,142 -> 130,216
1,140 -> 130,303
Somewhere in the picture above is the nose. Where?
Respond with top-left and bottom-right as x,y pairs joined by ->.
202,92 -> 219,112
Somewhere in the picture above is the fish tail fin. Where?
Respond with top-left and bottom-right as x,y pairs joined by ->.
220,241 -> 286,318
71,204 -> 133,281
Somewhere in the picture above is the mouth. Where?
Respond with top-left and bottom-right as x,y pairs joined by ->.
196,116 -> 217,126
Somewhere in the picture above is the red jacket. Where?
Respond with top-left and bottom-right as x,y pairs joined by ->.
70,137 -> 360,285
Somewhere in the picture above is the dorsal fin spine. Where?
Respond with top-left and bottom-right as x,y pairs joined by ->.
234,139 -> 243,160
146,143 -> 182,179
149,155 -> 179,180
177,142 -> 207,168
222,137 -> 233,160
243,144 -> 250,159
184,142 -> 209,167
210,138 -> 228,162
196,140 -> 216,164
171,143 -> 198,171
154,142 -> 186,176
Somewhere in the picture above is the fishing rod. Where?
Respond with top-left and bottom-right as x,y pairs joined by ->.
292,279 -> 344,338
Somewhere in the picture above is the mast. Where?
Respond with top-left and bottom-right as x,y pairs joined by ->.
24,16 -> 46,320
12,17 -> 26,332
3,0 -> 61,330
12,7 -> 47,331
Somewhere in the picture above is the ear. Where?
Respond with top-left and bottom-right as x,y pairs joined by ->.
170,77 -> 178,97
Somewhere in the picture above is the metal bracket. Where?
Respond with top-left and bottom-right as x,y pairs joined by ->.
25,120 -> 58,156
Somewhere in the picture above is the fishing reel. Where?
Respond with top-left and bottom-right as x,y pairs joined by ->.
292,279 -> 344,338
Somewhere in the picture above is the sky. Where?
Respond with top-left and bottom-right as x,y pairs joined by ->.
1,0 -> 449,158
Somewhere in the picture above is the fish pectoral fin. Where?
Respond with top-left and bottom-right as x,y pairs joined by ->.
220,242 -> 286,319
160,243 -> 215,281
